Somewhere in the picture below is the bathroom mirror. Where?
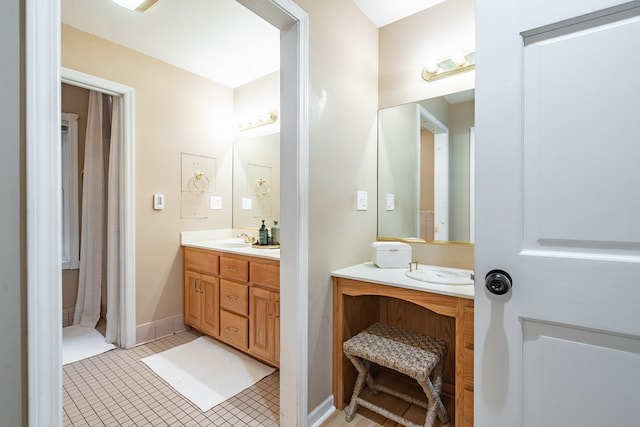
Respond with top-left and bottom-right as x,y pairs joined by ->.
377,89 -> 475,244
232,132 -> 281,230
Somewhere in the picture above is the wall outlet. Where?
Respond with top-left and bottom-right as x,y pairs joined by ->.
356,190 -> 368,211
241,198 -> 253,210
209,196 -> 222,210
153,193 -> 164,210
386,193 -> 395,211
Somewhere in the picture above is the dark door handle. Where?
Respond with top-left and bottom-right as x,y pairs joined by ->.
485,269 -> 512,295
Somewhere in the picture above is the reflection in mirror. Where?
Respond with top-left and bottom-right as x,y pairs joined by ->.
232,133 -> 280,230
377,89 -> 474,244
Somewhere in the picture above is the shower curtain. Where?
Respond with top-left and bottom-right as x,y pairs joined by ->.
74,91 -> 122,345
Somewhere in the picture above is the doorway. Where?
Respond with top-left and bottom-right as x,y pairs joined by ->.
27,1 -> 308,427
61,68 -> 137,350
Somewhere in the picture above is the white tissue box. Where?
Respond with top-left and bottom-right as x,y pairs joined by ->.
370,242 -> 412,268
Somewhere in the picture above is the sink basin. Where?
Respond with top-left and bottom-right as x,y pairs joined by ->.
406,267 -> 474,285
213,241 -> 252,248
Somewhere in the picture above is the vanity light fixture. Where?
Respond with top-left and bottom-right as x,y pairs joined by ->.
111,0 -> 159,12
422,50 -> 475,82
237,109 -> 279,131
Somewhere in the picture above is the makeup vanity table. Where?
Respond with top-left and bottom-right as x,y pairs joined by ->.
332,262 -> 474,427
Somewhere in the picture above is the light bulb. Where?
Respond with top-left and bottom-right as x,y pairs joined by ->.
424,60 -> 438,74
451,52 -> 466,67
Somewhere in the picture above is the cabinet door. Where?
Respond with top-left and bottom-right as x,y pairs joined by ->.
249,287 -> 276,364
200,274 -> 219,337
184,270 -> 202,328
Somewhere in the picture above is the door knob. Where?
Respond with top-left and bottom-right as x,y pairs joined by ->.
485,269 -> 512,295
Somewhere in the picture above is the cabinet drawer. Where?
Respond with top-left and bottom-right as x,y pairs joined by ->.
184,247 -> 219,275
250,259 -> 280,289
220,310 -> 248,350
220,279 -> 249,316
220,256 -> 249,282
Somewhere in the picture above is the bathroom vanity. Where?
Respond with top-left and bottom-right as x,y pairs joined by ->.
332,262 -> 474,427
182,238 -> 280,368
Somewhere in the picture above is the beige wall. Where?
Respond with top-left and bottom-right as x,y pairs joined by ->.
62,24 -> 235,325
379,0 -> 476,270
295,0 -> 379,412
379,0 -> 475,109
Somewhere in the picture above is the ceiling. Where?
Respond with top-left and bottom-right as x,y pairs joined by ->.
62,0 -> 444,88
352,0 -> 446,27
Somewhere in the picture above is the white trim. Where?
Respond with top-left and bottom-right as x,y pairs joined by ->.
237,1 -> 309,425
31,0 -> 303,425
61,67 -> 137,349
308,397 -> 336,427
26,0 -> 62,425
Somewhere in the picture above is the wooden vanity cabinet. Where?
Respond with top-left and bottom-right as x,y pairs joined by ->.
183,248 -> 220,337
332,276 -> 474,427
182,246 -> 279,367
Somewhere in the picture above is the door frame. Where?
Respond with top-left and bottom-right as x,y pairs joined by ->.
61,67 -> 137,350
27,1 -> 309,426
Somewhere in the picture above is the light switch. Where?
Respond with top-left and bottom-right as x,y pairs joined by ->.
241,198 -> 253,210
153,193 -> 164,210
386,193 -> 395,211
356,190 -> 368,211
209,196 -> 222,210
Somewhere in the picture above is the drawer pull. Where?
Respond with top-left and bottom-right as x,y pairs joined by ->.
225,326 -> 239,334
225,295 -> 238,302
226,266 -> 237,273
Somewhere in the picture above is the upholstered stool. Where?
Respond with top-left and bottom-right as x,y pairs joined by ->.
342,322 -> 449,427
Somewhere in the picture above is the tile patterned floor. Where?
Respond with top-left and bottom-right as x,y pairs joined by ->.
63,329 -> 280,426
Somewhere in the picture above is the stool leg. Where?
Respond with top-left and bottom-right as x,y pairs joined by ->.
344,354 -> 369,422
418,359 -> 449,427
364,366 -> 379,395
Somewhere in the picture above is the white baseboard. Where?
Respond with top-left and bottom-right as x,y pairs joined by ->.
308,396 -> 335,427
135,314 -> 186,346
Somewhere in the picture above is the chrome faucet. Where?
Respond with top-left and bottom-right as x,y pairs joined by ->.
237,233 -> 257,244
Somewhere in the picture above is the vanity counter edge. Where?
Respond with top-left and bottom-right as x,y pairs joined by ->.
331,262 -> 474,300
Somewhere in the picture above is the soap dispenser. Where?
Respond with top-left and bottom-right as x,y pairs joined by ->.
259,220 -> 269,245
271,220 -> 280,245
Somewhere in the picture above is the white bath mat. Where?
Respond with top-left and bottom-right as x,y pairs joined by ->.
141,336 -> 275,412
62,325 -> 115,365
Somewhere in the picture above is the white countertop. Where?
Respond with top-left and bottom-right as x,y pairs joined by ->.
331,262 -> 474,300
181,230 -> 280,260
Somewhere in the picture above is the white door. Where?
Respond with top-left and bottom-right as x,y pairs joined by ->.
476,1 -> 640,426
